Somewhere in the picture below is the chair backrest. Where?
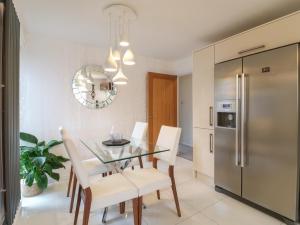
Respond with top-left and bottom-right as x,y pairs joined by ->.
155,125 -> 181,166
59,127 -> 90,189
131,122 -> 148,140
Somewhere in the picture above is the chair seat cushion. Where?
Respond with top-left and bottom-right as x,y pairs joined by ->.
123,168 -> 171,196
82,158 -> 108,176
89,173 -> 138,209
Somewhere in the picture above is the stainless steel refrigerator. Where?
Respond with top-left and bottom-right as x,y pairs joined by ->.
0,3 -> 4,225
214,44 -> 299,222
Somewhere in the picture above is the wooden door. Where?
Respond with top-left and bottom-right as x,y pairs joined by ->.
147,72 -> 177,159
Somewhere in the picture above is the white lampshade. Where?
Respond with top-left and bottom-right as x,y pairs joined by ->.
119,32 -> 130,47
113,67 -> 128,85
104,47 -> 118,72
112,48 -> 121,61
123,49 -> 135,65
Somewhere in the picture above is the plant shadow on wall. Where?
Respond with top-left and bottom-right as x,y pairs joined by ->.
19,132 -> 69,197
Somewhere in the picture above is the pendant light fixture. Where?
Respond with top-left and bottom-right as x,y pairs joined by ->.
104,47 -> 118,72
103,4 -> 137,85
112,17 -> 121,61
112,66 -> 128,85
123,48 -> 136,65
119,14 -> 129,47
104,13 -> 118,72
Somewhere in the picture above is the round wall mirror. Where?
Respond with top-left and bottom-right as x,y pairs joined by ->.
72,65 -> 117,109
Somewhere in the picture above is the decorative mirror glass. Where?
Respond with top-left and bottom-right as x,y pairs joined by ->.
72,65 -> 117,109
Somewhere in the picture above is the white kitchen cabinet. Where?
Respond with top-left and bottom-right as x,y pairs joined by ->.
193,46 -> 214,129
193,128 -> 214,178
215,11 -> 300,63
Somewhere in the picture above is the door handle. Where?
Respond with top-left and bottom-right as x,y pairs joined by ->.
209,106 -> 213,127
209,133 -> 213,153
0,189 -> 6,193
241,73 -> 247,167
235,74 -> 241,166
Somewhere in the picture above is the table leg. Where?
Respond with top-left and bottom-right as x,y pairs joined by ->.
102,207 -> 108,223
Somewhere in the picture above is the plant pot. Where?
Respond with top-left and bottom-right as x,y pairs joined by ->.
21,180 -> 43,197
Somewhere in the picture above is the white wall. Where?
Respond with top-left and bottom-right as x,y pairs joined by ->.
179,74 -> 193,146
20,34 -> 176,159
170,55 -> 193,76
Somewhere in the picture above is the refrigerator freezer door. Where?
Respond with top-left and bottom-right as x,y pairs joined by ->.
242,44 -> 299,220
214,58 -> 243,196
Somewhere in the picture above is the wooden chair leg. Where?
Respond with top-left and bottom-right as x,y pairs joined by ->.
119,202 -> 125,214
138,197 -> 143,225
74,185 -> 82,225
67,166 -> 73,197
70,174 -> 77,213
138,156 -> 143,169
82,188 -> 92,225
169,166 -> 181,217
156,190 -> 160,200
132,198 -> 139,225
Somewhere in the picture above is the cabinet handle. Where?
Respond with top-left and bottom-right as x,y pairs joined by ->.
209,106 -> 213,126
238,45 -> 265,55
209,133 -> 213,153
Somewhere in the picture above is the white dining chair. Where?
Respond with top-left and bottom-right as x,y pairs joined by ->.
130,122 -> 148,169
123,125 -> 182,217
59,127 -> 109,213
61,129 -> 141,225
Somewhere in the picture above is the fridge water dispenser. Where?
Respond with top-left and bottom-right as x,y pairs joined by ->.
216,100 -> 236,128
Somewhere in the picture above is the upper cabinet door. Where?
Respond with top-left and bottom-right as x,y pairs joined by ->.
215,12 -> 300,63
193,46 -> 215,129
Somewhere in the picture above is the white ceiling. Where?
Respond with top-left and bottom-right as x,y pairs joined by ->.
13,0 -> 300,61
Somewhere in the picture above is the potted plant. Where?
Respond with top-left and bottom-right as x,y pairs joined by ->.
20,132 -> 68,197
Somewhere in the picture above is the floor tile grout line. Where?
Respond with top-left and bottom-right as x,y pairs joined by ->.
174,198 -> 223,225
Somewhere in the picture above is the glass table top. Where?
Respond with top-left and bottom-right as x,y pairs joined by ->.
80,138 -> 170,164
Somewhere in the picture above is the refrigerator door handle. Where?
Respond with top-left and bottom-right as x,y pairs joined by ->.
209,106 -> 213,126
209,133 -> 213,153
235,74 -> 241,166
241,73 -> 246,167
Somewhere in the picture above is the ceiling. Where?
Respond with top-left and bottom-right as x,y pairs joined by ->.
13,0 -> 300,61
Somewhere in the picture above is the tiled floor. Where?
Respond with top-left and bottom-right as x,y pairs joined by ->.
14,157 -> 285,225
177,144 -> 193,161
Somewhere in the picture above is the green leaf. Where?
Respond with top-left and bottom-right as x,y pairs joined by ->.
48,172 -> 60,181
32,156 -> 46,167
56,155 -> 69,162
35,173 -> 48,190
47,140 -> 63,149
37,141 -> 45,146
43,163 -> 53,174
25,172 -> 34,186
20,132 -> 38,144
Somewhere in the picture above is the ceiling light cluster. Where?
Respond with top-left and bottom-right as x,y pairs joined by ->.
104,4 -> 137,85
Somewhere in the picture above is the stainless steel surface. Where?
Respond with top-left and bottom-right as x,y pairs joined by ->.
209,106 -> 213,126
242,44 -> 299,220
240,73 -> 246,167
209,133 -> 213,153
214,58 -> 242,196
235,74 -> 241,166
0,4 -> 4,225
238,45 -> 265,55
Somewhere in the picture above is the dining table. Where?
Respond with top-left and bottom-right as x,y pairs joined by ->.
80,137 -> 170,222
